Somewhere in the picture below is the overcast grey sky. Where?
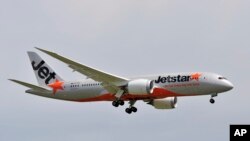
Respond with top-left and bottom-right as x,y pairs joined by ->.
1,0 -> 249,141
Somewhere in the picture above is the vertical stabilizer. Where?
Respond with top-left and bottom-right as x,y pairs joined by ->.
27,52 -> 63,87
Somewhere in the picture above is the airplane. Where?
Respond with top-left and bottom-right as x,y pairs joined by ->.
9,48 -> 234,114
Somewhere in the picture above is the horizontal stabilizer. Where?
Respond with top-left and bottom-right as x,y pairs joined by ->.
9,79 -> 49,91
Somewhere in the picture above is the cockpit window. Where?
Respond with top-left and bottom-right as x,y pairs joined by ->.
218,77 -> 227,80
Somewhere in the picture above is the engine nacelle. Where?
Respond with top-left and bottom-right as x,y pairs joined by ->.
127,79 -> 154,95
150,97 -> 177,109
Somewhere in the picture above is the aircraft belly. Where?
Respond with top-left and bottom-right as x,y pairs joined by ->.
57,88 -> 104,100
26,88 -> 106,102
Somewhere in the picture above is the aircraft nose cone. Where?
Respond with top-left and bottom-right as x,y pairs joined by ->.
224,81 -> 234,91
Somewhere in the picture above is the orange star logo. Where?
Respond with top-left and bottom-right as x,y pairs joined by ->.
191,73 -> 202,81
48,80 -> 64,95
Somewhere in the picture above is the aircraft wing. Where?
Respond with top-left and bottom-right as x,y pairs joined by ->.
9,79 -> 49,92
35,47 -> 129,94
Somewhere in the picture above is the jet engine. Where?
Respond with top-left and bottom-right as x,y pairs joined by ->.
149,97 -> 177,109
127,79 -> 154,95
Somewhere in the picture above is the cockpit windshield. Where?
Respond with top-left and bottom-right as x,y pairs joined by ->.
218,77 -> 227,80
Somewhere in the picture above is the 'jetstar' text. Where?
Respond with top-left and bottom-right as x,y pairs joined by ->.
155,75 -> 191,83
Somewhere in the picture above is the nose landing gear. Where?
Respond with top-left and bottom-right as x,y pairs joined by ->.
210,94 -> 217,104
210,98 -> 215,104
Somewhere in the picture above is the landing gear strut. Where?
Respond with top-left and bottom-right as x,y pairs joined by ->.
125,100 -> 137,114
210,94 -> 217,104
112,90 -> 125,107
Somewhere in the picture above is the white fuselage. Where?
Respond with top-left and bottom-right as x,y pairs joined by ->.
26,72 -> 233,102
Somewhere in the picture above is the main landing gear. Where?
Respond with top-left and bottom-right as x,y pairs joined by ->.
112,99 -> 138,114
112,90 -> 125,107
210,94 -> 217,104
112,100 -> 124,107
125,100 -> 137,114
125,107 -> 137,114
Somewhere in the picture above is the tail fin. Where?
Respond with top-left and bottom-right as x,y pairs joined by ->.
27,51 -> 63,87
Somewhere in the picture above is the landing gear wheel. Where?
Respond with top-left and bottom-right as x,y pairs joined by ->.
125,108 -> 132,114
125,100 -> 137,114
210,98 -> 215,104
112,101 -> 119,107
118,100 -> 124,106
131,107 -> 137,113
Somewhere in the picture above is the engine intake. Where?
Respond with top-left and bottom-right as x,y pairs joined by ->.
127,79 -> 154,95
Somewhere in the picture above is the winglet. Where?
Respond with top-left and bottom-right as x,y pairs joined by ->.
35,47 -> 57,56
